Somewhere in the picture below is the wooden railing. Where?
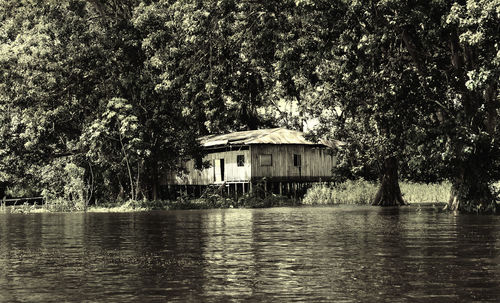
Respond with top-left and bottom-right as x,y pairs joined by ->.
2,197 -> 44,206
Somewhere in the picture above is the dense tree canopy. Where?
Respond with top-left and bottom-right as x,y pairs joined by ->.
305,0 -> 499,212
0,0 -> 202,203
0,0 -> 498,213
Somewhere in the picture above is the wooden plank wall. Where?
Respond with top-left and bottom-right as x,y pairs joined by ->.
164,149 -> 251,185
251,145 -> 336,179
163,144 -> 336,185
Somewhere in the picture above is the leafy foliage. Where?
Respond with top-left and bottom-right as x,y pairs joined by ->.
306,0 -> 499,212
0,0 -> 202,202
0,0 -> 498,213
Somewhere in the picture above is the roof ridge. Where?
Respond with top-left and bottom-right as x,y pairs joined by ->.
200,127 -> 322,147
244,127 -> 283,143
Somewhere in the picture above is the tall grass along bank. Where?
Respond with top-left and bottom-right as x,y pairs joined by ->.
302,180 -> 378,205
400,182 -> 451,203
303,180 -> 452,205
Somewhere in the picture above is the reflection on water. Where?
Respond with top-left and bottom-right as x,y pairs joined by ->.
0,206 -> 499,302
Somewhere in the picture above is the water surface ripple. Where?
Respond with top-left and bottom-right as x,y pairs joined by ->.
0,205 -> 498,302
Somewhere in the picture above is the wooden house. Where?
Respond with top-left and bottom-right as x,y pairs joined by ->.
163,128 -> 339,196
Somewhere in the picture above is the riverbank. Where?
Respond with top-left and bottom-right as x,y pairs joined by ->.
1,180 -> 455,214
1,192 -> 301,214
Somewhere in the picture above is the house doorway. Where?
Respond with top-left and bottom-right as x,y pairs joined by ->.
220,159 -> 225,181
215,158 -> 225,183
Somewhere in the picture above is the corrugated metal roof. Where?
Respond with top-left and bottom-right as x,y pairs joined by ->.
200,128 -> 331,147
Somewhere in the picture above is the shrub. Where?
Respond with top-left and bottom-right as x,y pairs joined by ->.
40,159 -> 88,211
43,197 -> 85,212
237,192 -> 298,208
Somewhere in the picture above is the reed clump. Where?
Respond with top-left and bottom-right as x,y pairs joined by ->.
302,180 -> 453,205
399,182 -> 451,203
302,179 -> 378,205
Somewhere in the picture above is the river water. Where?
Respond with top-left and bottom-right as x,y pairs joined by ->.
0,205 -> 498,302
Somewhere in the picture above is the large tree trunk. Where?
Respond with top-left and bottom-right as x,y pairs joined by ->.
372,157 -> 406,206
446,166 -> 497,213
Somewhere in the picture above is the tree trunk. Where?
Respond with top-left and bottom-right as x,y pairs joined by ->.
372,157 -> 406,206
446,166 -> 497,214
152,161 -> 159,201
0,181 -> 6,199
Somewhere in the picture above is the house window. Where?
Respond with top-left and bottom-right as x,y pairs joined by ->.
294,154 -> 302,167
259,154 -> 272,166
237,155 -> 245,167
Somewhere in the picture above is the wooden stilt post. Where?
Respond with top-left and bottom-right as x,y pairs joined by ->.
235,183 -> 239,200
279,182 -> 282,196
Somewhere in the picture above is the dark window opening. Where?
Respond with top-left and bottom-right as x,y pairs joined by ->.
294,154 -> 302,167
237,155 -> 245,167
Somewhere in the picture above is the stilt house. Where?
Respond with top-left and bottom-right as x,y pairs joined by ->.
163,128 -> 338,194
